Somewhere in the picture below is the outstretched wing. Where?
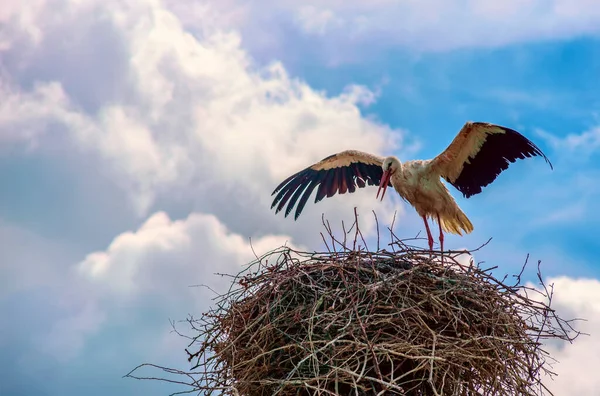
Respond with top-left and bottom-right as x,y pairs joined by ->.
429,121 -> 553,198
271,150 -> 390,220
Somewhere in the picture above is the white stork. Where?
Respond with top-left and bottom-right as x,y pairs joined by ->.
270,121 -> 553,253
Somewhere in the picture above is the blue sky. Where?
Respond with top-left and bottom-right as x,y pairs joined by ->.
2,1 -> 600,395
286,38 -> 600,279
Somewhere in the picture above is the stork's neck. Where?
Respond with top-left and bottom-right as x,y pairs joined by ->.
387,165 -> 401,189
392,161 -> 404,177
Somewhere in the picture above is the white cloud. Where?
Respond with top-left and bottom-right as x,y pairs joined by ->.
432,247 -> 600,395
451,248 -> 474,268
295,6 -> 344,35
0,0 -> 409,231
530,277 -> 600,395
0,81 -> 71,148
287,0 -> 600,51
537,126 -> 600,156
28,210 -> 299,364
441,254 -> 600,395
155,0 -> 600,64
0,2 -> 414,390
77,211 -> 298,299
8,0 -> 600,70
0,0 -> 46,48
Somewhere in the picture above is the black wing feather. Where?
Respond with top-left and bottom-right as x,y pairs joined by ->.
328,169 -> 341,198
284,180 -> 311,218
274,180 -> 299,212
446,126 -> 553,198
344,167 -> 355,193
316,169 -> 336,202
294,178 -> 323,220
338,167 -> 348,195
271,160 -> 391,220
361,163 -> 380,186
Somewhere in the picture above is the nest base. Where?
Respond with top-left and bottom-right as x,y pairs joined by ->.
126,213 -> 582,396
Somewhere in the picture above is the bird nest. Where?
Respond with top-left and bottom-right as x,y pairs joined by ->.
126,212 -> 581,396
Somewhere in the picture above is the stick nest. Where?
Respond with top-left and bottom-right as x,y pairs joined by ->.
127,213 -> 582,396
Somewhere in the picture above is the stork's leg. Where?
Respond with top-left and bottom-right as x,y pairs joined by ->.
437,214 -> 445,264
422,215 -> 434,252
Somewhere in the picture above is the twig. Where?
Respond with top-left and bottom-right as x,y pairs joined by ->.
126,209 -> 583,396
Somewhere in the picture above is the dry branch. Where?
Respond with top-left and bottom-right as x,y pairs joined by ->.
125,210 -> 582,396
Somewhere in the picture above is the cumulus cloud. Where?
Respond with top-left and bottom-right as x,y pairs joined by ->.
290,0 -> 600,51
77,211 -> 299,300
26,210 -> 300,369
0,0 -> 410,237
160,0 -> 600,64
0,1 -> 414,393
530,277 -> 600,395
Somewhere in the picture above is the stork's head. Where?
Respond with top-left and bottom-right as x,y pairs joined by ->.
382,157 -> 401,173
376,156 -> 400,201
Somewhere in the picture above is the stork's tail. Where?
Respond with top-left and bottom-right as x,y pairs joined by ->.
439,210 -> 474,236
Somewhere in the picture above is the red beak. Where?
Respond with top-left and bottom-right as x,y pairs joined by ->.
376,169 -> 392,201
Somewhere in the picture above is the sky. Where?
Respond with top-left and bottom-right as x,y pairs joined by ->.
1,0 -> 600,395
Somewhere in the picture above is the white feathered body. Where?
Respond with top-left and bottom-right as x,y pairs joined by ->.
391,160 -> 474,236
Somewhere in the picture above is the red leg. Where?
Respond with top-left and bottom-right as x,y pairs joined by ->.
437,214 -> 444,253
422,215 -> 434,251
437,214 -> 445,264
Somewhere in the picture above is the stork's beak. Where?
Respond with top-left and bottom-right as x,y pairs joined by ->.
376,169 -> 392,201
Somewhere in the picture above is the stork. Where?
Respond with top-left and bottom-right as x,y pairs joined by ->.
271,121 -> 552,253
